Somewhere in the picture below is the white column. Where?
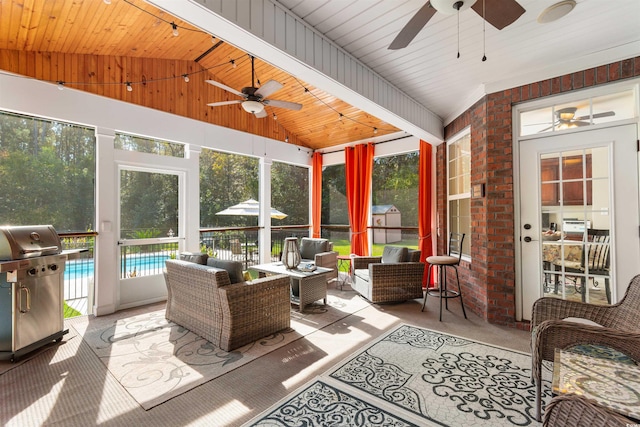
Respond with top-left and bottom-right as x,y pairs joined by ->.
94,128 -> 118,316
184,145 -> 201,252
259,157 -> 272,264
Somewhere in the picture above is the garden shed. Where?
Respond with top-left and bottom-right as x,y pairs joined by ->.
372,205 -> 402,244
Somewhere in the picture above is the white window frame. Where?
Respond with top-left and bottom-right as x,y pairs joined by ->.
447,127 -> 471,259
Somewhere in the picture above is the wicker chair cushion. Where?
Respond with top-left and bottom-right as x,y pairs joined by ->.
179,252 -> 209,265
206,258 -> 244,284
381,246 -> 408,263
566,344 -> 636,365
300,238 -> 328,260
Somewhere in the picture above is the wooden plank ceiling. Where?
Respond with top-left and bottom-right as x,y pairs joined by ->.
0,0 -> 399,150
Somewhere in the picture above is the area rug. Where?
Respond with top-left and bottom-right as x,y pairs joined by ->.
245,324 -> 553,426
68,291 -> 369,410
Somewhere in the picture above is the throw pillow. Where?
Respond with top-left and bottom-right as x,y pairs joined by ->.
381,246 -> 408,263
179,252 -> 209,265
206,258 -> 244,284
300,238 -> 328,260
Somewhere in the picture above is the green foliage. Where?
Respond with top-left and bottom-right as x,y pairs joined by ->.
131,228 -> 162,239
0,112 -> 96,231
63,301 -> 82,318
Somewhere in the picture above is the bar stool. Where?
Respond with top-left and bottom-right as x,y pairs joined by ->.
422,232 -> 467,321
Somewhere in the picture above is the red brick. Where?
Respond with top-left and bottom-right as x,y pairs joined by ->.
596,65 -> 608,83
584,68 -> 595,86
609,62 -> 620,81
621,59 -> 634,79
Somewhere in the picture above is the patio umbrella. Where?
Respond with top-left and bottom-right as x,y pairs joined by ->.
215,199 -> 287,219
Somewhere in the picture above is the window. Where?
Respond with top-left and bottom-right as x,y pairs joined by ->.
0,111 -> 96,232
519,89 -> 634,136
321,164 -> 348,225
372,152 -> 419,246
271,161 -> 309,226
115,133 -> 184,157
448,131 -> 471,257
199,149 -> 259,227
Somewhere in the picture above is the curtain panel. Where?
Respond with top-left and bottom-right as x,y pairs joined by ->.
345,143 -> 374,256
312,152 -> 322,238
419,140 -> 434,286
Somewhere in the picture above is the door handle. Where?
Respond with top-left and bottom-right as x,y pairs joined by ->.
524,236 -> 532,242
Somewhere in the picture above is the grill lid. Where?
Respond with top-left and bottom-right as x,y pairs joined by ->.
0,225 -> 62,261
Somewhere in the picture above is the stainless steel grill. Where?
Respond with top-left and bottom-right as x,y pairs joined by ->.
0,225 -> 69,362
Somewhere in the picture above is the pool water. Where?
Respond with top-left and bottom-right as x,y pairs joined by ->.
64,256 -> 170,279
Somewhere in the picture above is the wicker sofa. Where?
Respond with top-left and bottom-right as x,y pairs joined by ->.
543,394 -> 634,427
351,246 -> 424,303
164,256 -> 290,352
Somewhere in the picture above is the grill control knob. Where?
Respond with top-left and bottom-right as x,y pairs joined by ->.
28,268 -> 37,276
49,264 -> 58,271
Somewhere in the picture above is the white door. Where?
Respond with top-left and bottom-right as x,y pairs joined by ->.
118,166 -> 182,309
519,124 -> 639,320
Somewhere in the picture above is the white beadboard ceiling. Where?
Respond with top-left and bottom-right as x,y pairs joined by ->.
275,0 -> 640,124
157,0 -> 640,137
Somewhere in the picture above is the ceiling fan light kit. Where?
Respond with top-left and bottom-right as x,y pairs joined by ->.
242,100 -> 264,114
430,0 -> 477,14
537,0 -> 576,24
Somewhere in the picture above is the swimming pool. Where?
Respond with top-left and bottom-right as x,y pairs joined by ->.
64,255 -> 170,280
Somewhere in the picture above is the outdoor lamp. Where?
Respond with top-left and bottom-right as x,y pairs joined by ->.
282,237 -> 301,270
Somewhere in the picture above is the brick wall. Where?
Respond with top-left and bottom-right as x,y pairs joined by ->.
438,56 -> 640,328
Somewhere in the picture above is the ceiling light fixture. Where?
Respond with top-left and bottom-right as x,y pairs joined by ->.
429,0 -> 476,14
57,81 -> 65,90
182,74 -> 189,83
242,100 -> 264,114
126,82 -> 133,92
537,0 -> 576,24
171,22 -> 179,37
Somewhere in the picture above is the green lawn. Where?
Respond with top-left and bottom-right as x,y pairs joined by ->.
63,301 -> 82,318
331,239 -> 419,256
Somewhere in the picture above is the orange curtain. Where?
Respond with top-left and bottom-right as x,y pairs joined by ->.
345,143 -> 375,255
418,140 -> 434,286
312,152 -> 323,238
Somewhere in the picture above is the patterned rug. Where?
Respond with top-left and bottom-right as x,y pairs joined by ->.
246,324 -> 553,426
68,291 -> 369,410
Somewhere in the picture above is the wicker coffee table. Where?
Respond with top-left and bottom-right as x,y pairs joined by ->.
250,262 -> 332,312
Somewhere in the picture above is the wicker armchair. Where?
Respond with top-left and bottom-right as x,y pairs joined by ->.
543,394 -> 634,427
351,247 -> 424,303
164,259 -> 291,352
299,237 -> 338,283
531,273 -> 640,421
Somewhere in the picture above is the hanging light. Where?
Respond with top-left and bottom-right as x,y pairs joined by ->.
57,81 -> 65,91
171,22 -> 179,37
125,82 -> 133,92
230,59 -> 236,69
182,74 -> 190,83
103,0 -> 111,4
281,237 -> 301,269
241,100 -> 264,114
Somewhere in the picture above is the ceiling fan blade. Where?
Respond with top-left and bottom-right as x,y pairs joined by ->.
572,120 -> 591,127
254,109 -> 268,119
263,99 -> 303,111
207,100 -> 243,107
255,80 -> 283,98
574,111 -> 616,121
471,0 -> 525,30
205,79 -> 244,97
388,1 -> 437,50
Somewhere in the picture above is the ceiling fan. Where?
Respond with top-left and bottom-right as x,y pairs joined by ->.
206,55 -> 302,118
388,0 -> 526,50
537,107 -> 616,132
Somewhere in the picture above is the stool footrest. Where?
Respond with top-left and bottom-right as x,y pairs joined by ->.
427,289 -> 460,298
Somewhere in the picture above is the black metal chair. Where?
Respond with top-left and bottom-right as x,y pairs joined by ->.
422,232 -> 467,321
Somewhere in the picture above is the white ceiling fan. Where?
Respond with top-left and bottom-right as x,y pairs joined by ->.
206,55 -> 302,118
